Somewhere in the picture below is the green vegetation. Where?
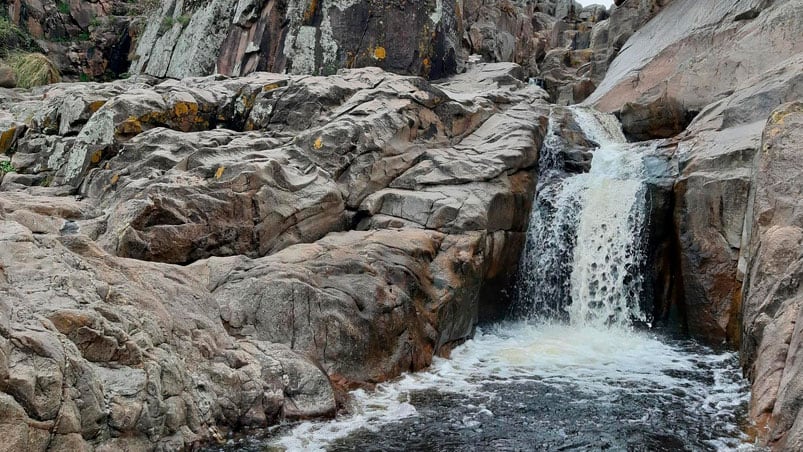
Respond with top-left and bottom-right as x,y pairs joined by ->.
0,161 -> 16,175
89,16 -> 102,28
160,14 -> 191,34
77,31 -> 91,41
57,1 -> 70,15
160,16 -> 175,33
3,53 -> 61,88
0,16 -> 38,57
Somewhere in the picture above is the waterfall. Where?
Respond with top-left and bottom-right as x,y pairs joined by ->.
517,106 -> 648,328
268,106 -> 752,452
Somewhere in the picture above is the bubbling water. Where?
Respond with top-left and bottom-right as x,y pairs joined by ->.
516,107 -> 649,328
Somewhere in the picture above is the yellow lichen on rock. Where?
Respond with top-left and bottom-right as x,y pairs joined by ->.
90,150 -> 103,164
173,101 -> 198,118
0,127 -> 17,154
374,46 -> 387,61
214,166 -> 225,179
117,117 -> 143,135
89,101 -> 106,113
313,136 -> 324,150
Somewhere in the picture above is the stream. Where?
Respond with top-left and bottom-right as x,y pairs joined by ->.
211,107 -> 755,451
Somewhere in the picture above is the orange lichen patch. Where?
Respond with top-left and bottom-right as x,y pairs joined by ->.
0,127 -> 18,154
313,136 -> 324,150
214,166 -> 225,179
303,0 -> 318,25
90,150 -> 103,164
110,173 -> 120,185
172,101 -> 199,118
374,46 -> 387,60
117,117 -> 143,135
263,83 -> 282,92
242,93 -> 258,110
88,100 -> 106,113
769,104 -> 803,125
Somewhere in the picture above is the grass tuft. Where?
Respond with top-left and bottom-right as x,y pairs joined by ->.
0,160 -> 16,174
4,52 -> 62,88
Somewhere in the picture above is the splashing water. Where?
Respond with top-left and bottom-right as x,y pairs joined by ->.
516,106 -> 649,327
223,324 -> 752,452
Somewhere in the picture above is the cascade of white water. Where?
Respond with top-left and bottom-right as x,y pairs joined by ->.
518,106 -> 648,328
269,107 -> 752,452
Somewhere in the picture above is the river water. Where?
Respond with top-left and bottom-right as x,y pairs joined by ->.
215,107 -> 755,451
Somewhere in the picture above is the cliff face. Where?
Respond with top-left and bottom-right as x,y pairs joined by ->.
4,0 -> 140,81
129,0 -> 664,103
131,0 -> 463,80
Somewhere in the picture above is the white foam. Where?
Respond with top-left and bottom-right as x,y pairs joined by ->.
273,322 -> 751,451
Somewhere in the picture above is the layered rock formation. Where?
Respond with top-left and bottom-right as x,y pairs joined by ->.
130,0 -> 669,104
2,0 -> 802,449
0,63 -> 547,449
132,0 -> 463,79
741,101 -> 803,450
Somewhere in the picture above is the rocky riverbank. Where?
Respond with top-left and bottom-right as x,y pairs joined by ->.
0,62 -> 547,449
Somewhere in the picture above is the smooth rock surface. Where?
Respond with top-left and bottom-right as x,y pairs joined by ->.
740,102 -> 803,449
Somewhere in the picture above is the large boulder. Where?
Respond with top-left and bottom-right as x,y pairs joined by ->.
588,0 -> 803,114
0,64 -> 16,89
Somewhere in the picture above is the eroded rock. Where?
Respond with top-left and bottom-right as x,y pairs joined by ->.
0,63 -> 548,449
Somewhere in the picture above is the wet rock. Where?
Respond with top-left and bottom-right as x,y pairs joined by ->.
619,89 -> 691,141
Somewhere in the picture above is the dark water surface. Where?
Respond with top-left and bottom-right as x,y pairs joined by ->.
212,322 -> 756,452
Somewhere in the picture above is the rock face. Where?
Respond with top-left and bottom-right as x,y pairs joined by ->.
0,63 -> 547,449
129,0 -> 675,106
588,0 -> 803,342
740,102 -> 803,450
133,0 -> 463,79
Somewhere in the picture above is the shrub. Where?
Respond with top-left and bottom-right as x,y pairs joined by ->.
57,1 -> 70,15
4,52 -> 62,88
0,161 -> 15,174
